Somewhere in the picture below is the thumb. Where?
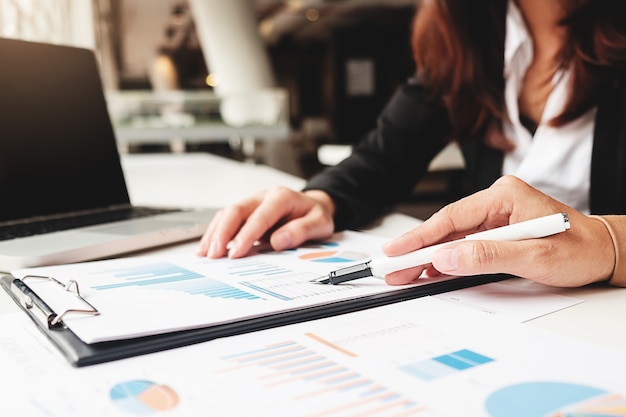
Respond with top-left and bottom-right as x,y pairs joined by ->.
431,240 -> 520,276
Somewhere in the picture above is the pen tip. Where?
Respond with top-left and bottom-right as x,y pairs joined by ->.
309,275 -> 330,284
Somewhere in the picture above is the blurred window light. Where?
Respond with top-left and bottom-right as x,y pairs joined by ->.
0,0 -> 71,44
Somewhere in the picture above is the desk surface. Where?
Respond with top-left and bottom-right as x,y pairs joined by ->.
1,153 -> 625,351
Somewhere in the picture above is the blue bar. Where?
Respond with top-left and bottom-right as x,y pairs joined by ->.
207,291 -> 259,300
268,351 -> 324,371
325,372 -> 360,385
404,401 -> 421,409
152,279 -> 263,300
203,287 -> 247,297
380,393 -> 402,403
233,293 -> 262,300
221,341 -> 297,360
360,386 -> 387,398
264,270 -> 293,275
287,361 -> 337,376
288,358 -> 332,374
226,261 -> 292,276
339,380 -> 373,392
400,360 -> 457,381
433,354 -> 473,370
93,273 -> 203,290
238,268 -> 291,276
310,367 -> 349,385
118,273 -> 154,280
304,367 -> 347,381
451,349 -> 494,365
236,265 -> 283,274
260,351 -> 316,367
227,261 -> 264,269
107,263 -> 202,279
236,346 -> 307,364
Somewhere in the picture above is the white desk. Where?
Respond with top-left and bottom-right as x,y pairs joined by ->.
119,152 -> 304,209
1,153 -> 625,352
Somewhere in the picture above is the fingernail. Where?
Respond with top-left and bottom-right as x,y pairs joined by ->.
433,248 -> 459,272
207,240 -> 220,257
228,240 -> 239,258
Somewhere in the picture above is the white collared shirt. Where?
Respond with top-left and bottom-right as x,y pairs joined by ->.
501,0 -> 594,213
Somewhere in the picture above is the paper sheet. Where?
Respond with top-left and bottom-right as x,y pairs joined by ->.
11,231 -> 459,343
0,295 -> 623,417
435,281 -> 584,322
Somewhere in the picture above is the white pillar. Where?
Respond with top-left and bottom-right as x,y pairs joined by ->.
188,0 -> 281,128
188,0 -> 282,154
187,0 -> 275,96
69,0 -> 96,49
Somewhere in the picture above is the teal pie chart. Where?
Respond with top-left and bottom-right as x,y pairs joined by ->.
110,380 -> 179,414
485,381 -> 626,417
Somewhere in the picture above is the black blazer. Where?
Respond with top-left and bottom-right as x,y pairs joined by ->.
304,77 -> 626,231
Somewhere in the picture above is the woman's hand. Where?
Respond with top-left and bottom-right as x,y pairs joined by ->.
382,176 -> 615,287
197,187 -> 336,259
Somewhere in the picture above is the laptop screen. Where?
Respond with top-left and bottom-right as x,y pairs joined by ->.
0,38 -> 130,223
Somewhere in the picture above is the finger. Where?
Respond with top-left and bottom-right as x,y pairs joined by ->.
420,178 -> 530,239
228,188 -> 297,258
424,264 -> 443,277
197,209 -> 224,256
383,176 -> 555,258
206,200 -> 259,258
384,265 -> 428,285
268,207 -> 334,251
383,199 -> 502,258
431,239 -> 564,284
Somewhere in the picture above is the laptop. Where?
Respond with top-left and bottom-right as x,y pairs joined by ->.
0,37 -> 218,272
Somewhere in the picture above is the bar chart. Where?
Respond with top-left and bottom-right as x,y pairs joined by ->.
217,340 -> 428,417
240,272 -> 355,301
226,259 -> 293,277
90,262 -> 262,300
399,349 -> 494,382
88,259 -> 356,303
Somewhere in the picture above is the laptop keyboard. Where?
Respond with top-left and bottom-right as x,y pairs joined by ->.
0,207 -> 180,241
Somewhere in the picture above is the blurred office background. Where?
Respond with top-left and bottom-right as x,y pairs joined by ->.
0,0 -> 464,219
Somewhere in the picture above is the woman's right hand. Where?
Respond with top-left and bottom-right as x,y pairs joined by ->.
382,176 -> 615,287
197,187 -> 336,259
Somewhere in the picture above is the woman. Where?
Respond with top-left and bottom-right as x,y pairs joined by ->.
197,0 -> 626,287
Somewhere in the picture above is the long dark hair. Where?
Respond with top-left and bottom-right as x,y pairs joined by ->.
411,0 -> 626,142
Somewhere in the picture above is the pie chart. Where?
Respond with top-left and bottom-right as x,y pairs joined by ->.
486,381 -> 626,417
110,380 -> 179,414
299,250 -> 369,263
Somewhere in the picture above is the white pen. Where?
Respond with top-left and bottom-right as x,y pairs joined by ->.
310,212 -> 570,285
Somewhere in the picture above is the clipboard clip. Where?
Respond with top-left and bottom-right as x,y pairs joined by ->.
10,275 -> 100,329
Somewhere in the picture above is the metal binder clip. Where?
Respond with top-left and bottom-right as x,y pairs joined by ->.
11,275 -> 100,329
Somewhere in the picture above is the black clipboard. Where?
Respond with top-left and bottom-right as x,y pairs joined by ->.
1,273 -> 508,367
